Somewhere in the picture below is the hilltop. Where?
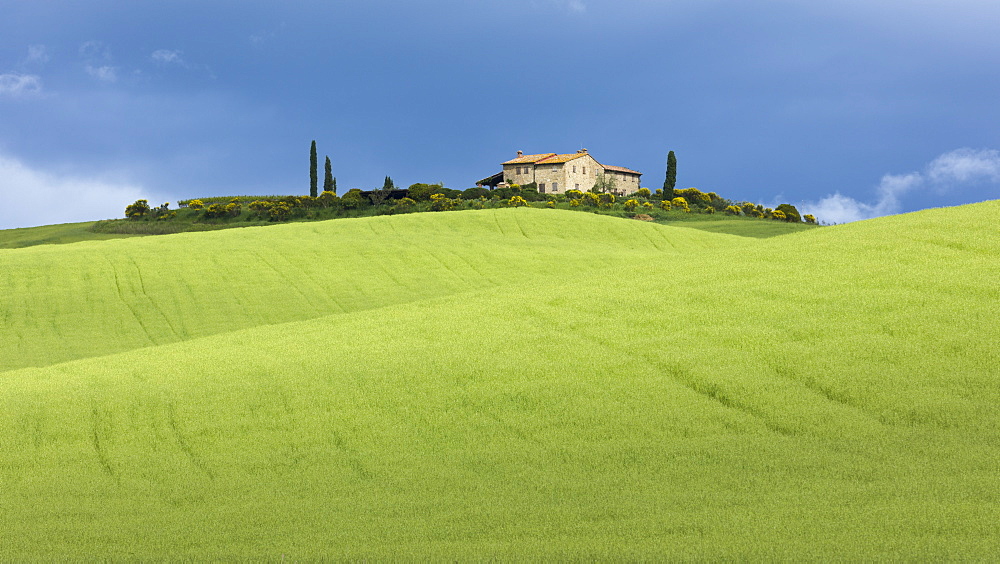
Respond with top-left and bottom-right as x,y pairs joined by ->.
1,203 -> 997,559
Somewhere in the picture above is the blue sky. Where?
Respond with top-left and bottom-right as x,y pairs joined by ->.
2,0 -> 1000,229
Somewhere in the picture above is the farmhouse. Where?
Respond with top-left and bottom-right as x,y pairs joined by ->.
478,149 -> 642,196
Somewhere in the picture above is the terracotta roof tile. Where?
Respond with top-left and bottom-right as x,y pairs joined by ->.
502,153 -> 557,165
536,153 -> 588,164
602,164 -> 642,175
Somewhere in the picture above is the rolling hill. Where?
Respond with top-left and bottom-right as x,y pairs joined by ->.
1,205 -> 998,559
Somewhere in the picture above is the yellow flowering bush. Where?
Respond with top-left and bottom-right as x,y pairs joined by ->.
187,199 -> 204,210
804,214 -> 817,224
624,199 -> 639,212
675,187 -> 711,202
725,205 -> 741,215
507,195 -> 529,207
671,197 -> 690,212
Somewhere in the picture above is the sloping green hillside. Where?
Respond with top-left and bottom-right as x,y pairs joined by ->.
1,204 -> 998,559
0,210 -> 738,372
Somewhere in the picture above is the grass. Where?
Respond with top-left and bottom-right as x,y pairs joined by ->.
0,221 -> 141,248
5,204 -> 816,249
1,204 -> 998,559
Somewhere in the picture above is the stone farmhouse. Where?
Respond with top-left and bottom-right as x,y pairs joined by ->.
478,149 -> 642,196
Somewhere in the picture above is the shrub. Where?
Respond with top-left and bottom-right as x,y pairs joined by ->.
546,200 -> 555,208
804,214 -> 817,224
225,202 -> 242,217
600,193 -> 616,206
341,189 -> 367,209
675,187 -> 711,203
125,199 -> 150,219
268,202 -> 292,221
660,200 -> 672,211
702,206 -> 715,214
462,187 -> 490,200
725,205 -> 742,215
407,183 -> 443,201
187,199 -> 204,210
506,195 -> 529,207
671,197 -> 690,212
641,201 -> 654,210
634,187 -> 651,198
776,203 -> 802,223
429,193 -> 458,211
318,191 -> 340,207
582,192 -> 601,207
203,203 -> 226,219
771,209 -> 787,220
570,199 -> 582,207
565,189 -> 584,200
623,199 -> 639,212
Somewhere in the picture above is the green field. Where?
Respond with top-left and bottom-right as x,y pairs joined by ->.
0,221 -> 142,249
1,205 -> 998,559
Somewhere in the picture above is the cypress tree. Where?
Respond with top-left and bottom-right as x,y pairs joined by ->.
664,150 -> 677,199
309,140 -> 318,198
324,156 -> 334,194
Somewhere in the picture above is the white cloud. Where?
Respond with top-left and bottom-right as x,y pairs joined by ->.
85,65 -> 118,83
799,148 -> 1000,224
79,40 -> 110,60
25,45 -> 50,65
926,148 -> 1000,184
0,73 -> 42,97
0,153 -> 157,230
151,49 -> 183,64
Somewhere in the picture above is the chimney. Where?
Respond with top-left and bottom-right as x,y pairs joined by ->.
581,148 -> 588,154
517,150 -> 523,157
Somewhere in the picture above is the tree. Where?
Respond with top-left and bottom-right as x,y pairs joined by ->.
663,150 -> 677,199
125,199 -> 150,219
775,203 -> 801,223
309,140 -> 318,198
324,156 -> 334,194
370,176 -> 395,207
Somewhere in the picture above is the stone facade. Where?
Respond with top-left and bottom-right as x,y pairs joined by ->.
497,149 -> 641,195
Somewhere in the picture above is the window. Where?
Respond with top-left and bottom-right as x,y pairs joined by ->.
572,165 -> 577,173
539,183 -> 546,191
582,167 -> 586,174
553,182 -> 558,191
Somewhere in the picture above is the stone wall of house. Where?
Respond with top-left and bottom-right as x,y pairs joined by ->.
500,152 -> 639,195
502,163 -> 536,186
602,170 -> 642,195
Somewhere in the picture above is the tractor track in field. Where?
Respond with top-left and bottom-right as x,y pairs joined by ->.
167,401 -> 215,480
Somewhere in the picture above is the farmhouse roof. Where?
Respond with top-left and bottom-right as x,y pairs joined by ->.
503,152 -> 591,165
601,164 -> 642,175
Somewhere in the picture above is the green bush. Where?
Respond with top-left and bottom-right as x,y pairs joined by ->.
268,202 -> 292,221
671,197 -> 690,213
408,183 -> 444,201
341,189 -> 368,209
318,191 -> 340,207
776,203 -> 802,223
125,199 -> 150,219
